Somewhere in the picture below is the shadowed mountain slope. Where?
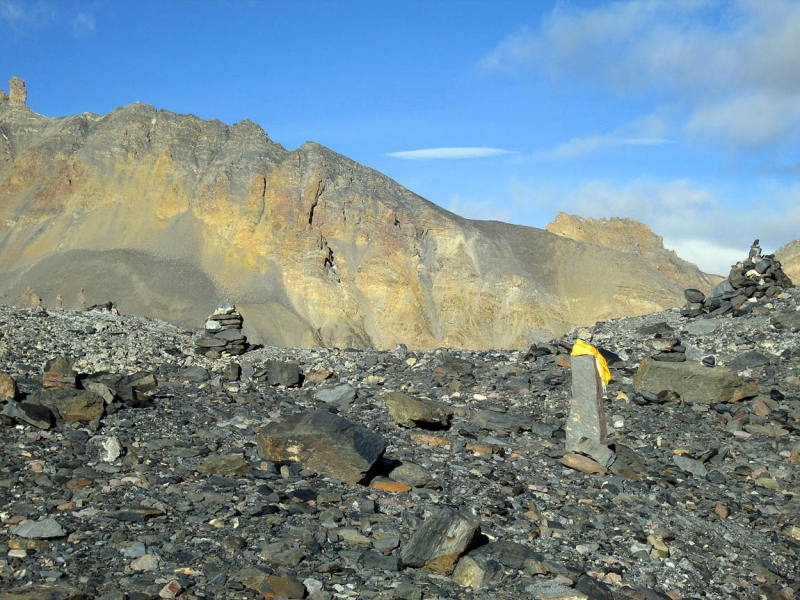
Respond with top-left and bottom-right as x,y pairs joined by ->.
1,78 -> 709,349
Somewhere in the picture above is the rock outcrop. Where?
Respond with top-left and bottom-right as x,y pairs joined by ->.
0,77 -> 713,349
776,239 -> 800,285
546,211 -> 723,288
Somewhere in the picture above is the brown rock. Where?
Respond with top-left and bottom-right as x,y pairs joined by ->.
0,372 -> 18,401
561,453 -> 608,475
382,392 -> 452,428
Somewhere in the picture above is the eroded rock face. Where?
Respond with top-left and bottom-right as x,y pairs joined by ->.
8,76 -> 26,107
546,211 -> 723,288
776,239 -> 800,285
0,77 -> 709,349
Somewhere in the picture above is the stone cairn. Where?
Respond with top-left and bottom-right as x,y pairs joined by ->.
195,302 -> 247,358
682,239 -> 794,318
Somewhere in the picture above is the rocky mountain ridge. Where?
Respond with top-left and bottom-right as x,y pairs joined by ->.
1,77 -> 715,350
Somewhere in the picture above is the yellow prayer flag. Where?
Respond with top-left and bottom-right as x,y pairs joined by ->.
570,339 -> 611,385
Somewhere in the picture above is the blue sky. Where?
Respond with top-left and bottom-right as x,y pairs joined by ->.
2,0 -> 800,275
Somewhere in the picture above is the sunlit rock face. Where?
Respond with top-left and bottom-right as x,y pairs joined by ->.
775,240 -> 800,286
545,212 -> 724,287
0,78 -> 706,349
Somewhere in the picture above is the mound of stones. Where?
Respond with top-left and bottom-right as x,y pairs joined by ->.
194,302 -> 248,358
0,286 -> 798,599
683,239 -> 794,319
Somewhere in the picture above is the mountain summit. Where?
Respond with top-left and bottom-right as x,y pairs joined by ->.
0,78 -> 711,349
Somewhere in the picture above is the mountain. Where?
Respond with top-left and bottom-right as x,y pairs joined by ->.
1,77 -> 709,349
545,212 -> 724,286
776,239 -> 800,285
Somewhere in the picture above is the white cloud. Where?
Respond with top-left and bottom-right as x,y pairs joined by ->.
509,177 -> 800,275
387,147 -> 515,160
72,12 -> 95,38
447,194 -> 512,222
479,0 -> 800,149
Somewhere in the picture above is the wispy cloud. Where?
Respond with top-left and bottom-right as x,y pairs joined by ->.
0,0 -> 55,31
535,135 -> 673,160
387,147 -> 515,160
509,177 -> 800,275
479,0 -> 800,150
72,12 -> 95,38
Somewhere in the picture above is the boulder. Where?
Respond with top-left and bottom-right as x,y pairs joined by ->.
633,358 -> 758,404
0,372 -> 18,401
265,360 -> 302,387
399,506 -> 480,573
382,392 -> 451,429
255,411 -> 386,484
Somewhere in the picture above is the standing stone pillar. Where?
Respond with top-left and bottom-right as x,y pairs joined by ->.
565,355 -> 610,462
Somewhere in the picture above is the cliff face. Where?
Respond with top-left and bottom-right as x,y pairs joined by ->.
545,212 -> 723,289
0,79 -> 704,349
775,240 -> 800,285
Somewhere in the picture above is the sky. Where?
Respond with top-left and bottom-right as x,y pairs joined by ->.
2,0 -> 800,276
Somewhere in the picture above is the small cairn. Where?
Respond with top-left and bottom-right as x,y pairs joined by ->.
682,239 -> 794,318
195,301 -> 248,358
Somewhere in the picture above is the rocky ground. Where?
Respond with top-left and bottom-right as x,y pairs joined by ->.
0,289 -> 799,600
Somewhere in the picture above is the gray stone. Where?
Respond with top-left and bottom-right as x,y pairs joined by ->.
195,337 -> 227,348
770,312 -> 800,330
673,455 -> 708,478
566,355 -> 607,453
82,380 -> 116,404
684,288 -> 705,303
256,411 -> 386,484
684,320 -> 720,336
314,383 -> 356,406
0,583 -> 86,599
265,360 -> 302,387
198,452 -> 251,476
383,392 -> 451,428
573,437 -> 615,467
11,517 -> 66,539
453,541 -> 539,587
633,357 -> 758,404
214,328 -> 246,342
86,435 -> 123,462
709,279 -> 734,299
2,400 -> 53,429
727,351 -> 771,371
472,409 -> 523,433
399,506 -> 480,574
179,365 -> 210,382
390,462 -> 440,489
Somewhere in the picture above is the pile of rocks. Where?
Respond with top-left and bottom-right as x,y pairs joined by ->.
194,302 -> 248,358
682,239 -> 794,318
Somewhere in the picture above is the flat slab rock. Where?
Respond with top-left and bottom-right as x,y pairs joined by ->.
255,410 -> 386,484
633,357 -> 758,404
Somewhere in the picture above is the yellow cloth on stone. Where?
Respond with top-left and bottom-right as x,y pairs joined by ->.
571,339 -> 611,385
